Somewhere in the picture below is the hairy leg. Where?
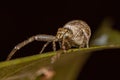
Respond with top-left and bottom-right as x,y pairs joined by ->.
6,34 -> 56,60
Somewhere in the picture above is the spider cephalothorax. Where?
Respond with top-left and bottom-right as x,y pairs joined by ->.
55,28 -> 73,50
6,20 -> 91,60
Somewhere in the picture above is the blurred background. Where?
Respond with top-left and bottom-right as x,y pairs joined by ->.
0,0 -> 120,61
0,0 -> 120,80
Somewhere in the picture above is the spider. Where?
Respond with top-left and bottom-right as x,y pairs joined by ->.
6,20 -> 91,60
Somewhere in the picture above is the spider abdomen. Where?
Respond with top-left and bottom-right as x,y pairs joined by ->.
63,20 -> 91,47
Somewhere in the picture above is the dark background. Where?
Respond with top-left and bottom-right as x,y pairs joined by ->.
0,0 -> 120,80
0,0 -> 120,61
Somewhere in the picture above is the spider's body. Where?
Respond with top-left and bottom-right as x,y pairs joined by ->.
56,20 -> 91,49
6,20 -> 91,60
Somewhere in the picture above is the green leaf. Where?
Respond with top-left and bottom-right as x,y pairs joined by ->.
0,45 -> 120,80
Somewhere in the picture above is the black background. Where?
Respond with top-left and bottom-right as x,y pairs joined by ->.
0,0 -> 120,80
78,48 -> 120,80
0,0 -> 120,61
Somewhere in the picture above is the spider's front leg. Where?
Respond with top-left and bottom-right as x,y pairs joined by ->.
6,34 -> 56,61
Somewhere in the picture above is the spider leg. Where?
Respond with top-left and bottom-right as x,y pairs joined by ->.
39,41 -> 51,54
65,40 -> 71,49
59,41 -> 71,49
6,36 -> 35,61
52,41 -> 56,52
82,29 -> 90,48
86,40 -> 89,48
51,39 -> 70,63
6,34 -> 56,60
61,38 -> 67,53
